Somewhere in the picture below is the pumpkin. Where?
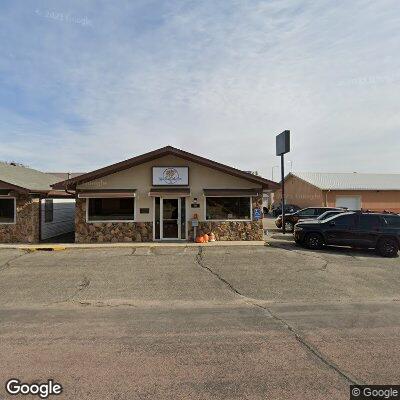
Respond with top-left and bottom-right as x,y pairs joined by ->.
203,234 -> 209,243
209,232 -> 216,242
195,235 -> 205,243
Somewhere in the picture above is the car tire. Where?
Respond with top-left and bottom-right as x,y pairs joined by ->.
305,233 -> 324,250
377,238 -> 399,258
284,221 -> 294,232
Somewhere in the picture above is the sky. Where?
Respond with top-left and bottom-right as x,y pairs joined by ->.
0,0 -> 399,180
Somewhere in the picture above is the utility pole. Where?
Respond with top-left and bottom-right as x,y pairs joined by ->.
276,130 -> 291,234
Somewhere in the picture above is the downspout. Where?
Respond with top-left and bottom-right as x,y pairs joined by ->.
38,194 -> 42,243
324,190 -> 330,207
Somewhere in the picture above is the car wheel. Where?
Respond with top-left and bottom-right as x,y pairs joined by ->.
284,221 -> 294,232
305,233 -> 324,250
377,238 -> 399,258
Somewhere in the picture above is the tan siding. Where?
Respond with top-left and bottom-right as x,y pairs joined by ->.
273,175 -> 324,208
78,154 -> 262,223
326,190 -> 400,212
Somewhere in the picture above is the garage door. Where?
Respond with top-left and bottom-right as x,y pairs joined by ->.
335,196 -> 361,210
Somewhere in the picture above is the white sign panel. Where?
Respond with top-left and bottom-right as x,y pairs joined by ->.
152,167 -> 189,186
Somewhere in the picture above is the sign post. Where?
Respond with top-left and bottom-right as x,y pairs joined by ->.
276,130 -> 290,234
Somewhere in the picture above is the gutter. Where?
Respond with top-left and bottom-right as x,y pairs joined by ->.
65,184 -> 76,197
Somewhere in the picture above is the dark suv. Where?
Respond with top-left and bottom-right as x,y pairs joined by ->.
271,204 -> 301,217
275,207 -> 344,232
294,212 -> 400,257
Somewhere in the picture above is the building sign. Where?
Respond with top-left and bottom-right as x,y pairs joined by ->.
253,208 -> 262,220
152,167 -> 189,186
276,130 -> 290,156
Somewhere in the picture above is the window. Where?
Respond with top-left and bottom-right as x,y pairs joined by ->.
44,199 -> 54,223
382,215 -> 400,228
0,198 -> 15,223
358,215 -> 381,230
317,208 -> 332,215
87,198 -> 135,222
180,197 -> 186,239
332,214 -> 356,227
298,208 -> 316,217
206,197 -> 251,220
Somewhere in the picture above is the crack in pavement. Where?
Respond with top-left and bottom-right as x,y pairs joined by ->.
268,242 -> 331,272
0,251 -> 29,273
78,300 -> 137,308
195,246 -> 362,386
47,276 -> 91,305
291,249 -> 330,273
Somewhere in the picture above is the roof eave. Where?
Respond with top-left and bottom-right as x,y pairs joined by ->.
0,179 -> 31,194
52,146 -> 279,190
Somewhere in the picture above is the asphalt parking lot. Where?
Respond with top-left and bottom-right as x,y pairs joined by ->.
0,243 -> 399,399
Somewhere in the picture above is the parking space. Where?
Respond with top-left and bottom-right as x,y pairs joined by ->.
0,245 -> 399,399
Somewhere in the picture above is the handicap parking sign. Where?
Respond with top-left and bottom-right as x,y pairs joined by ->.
253,208 -> 262,220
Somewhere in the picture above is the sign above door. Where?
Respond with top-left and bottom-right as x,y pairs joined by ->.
152,167 -> 189,186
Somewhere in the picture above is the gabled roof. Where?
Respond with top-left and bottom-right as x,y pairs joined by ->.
289,172 -> 400,191
46,172 -> 85,180
52,146 -> 278,190
0,162 -> 61,192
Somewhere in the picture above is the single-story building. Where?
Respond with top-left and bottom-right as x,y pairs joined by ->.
274,172 -> 400,212
52,146 -> 278,243
0,162 -> 75,243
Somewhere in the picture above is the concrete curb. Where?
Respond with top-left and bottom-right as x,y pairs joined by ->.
0,241 -> 268,251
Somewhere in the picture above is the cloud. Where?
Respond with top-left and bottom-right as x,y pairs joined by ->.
0,0 -> 399,177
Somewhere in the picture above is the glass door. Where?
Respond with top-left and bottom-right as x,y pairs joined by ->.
162,198 -> 179,239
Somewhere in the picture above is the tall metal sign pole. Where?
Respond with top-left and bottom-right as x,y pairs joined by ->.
276,130 -> 291,234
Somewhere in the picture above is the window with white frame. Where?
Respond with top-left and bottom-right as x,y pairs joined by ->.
0,198 -> 16,223
205,197 -> 251,220
87,198 -> 135,222
44,199 -> 54,223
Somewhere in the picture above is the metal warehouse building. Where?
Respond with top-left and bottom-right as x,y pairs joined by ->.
274,172 -> 400,213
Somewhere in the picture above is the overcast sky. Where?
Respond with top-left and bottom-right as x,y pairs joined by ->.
0,0 -> 399,179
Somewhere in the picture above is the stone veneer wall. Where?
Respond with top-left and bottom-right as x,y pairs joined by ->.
0,195 -> 40,243
75,198 -> 152,243
75,195 -> 263,243
189,195 -> 264,241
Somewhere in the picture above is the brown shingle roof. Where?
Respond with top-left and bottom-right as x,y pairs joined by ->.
0,162 -> 61,192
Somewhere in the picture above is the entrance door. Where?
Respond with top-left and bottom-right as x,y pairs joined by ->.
154,197 -> 186,240
162,198 -> 179,239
